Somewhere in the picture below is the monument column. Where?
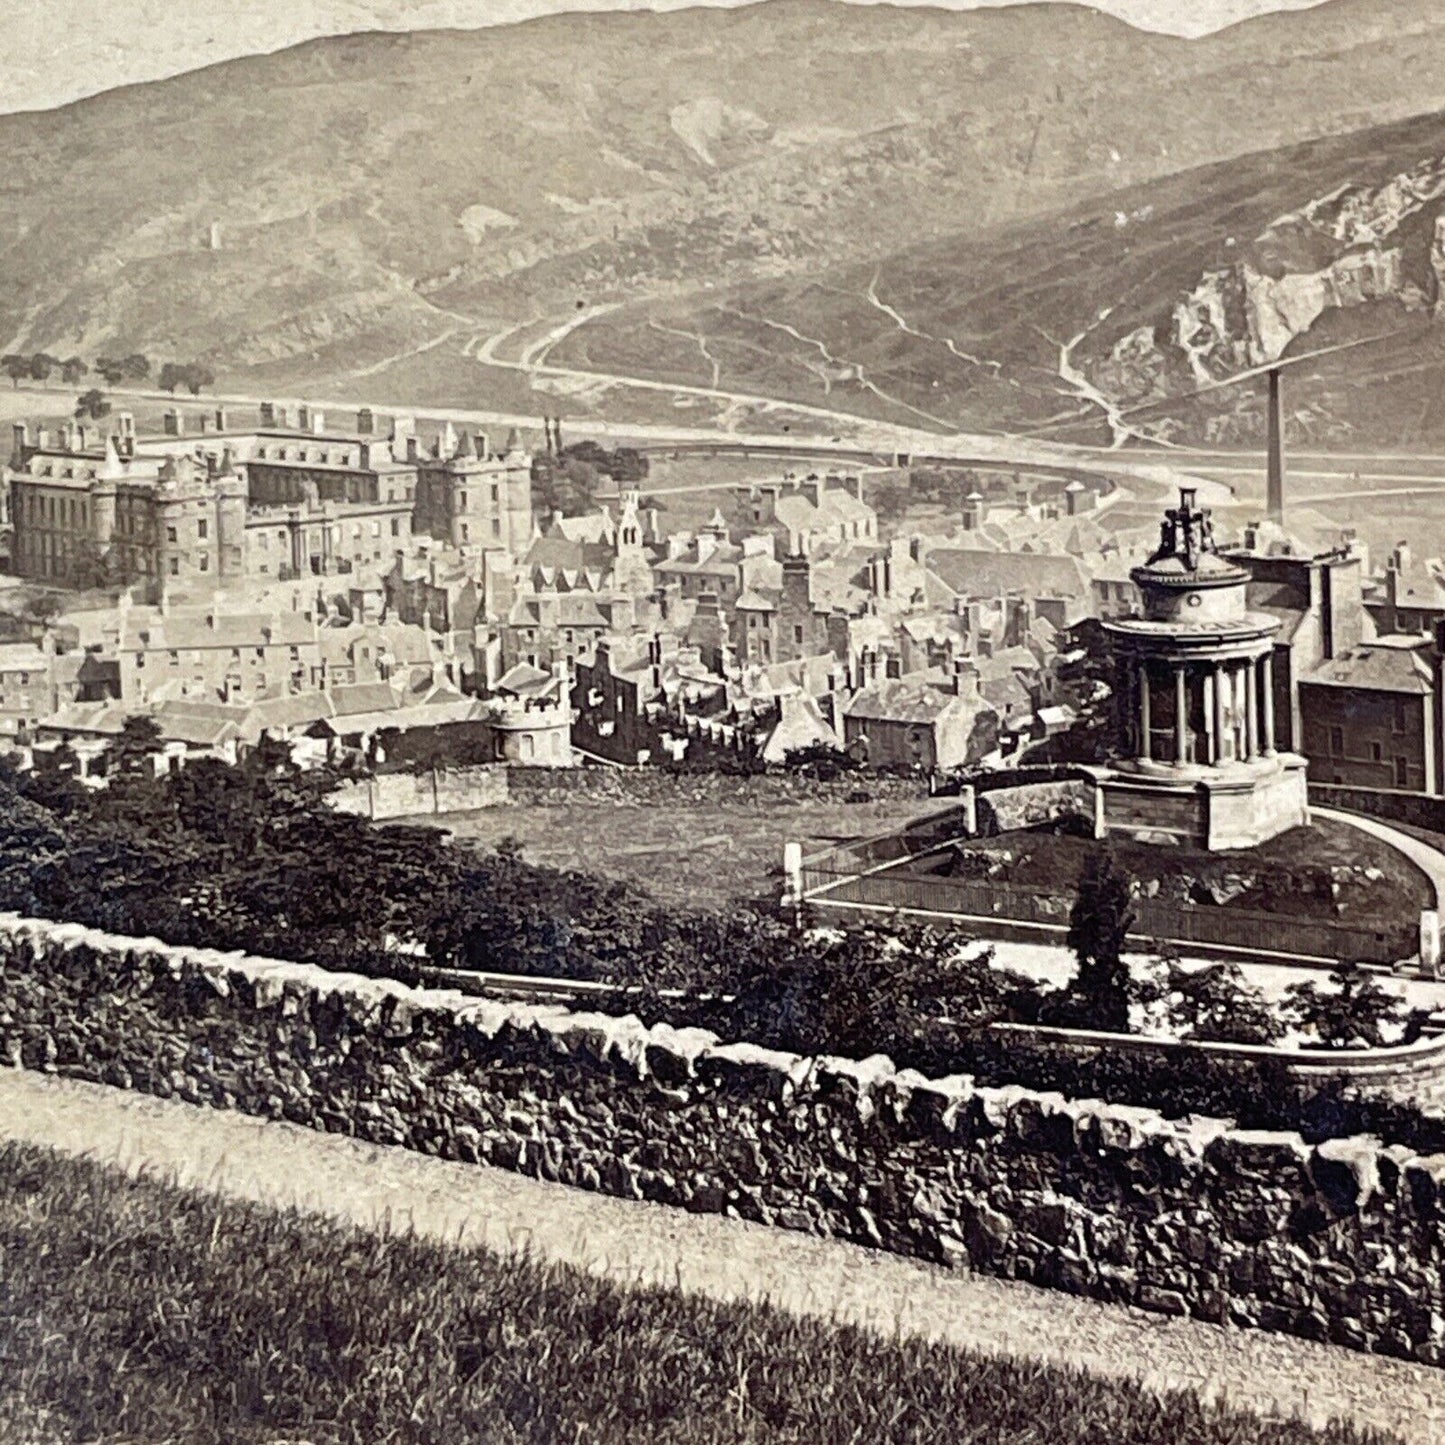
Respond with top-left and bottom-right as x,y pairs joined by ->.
1215,663 -> 1229,763
1137,657 -> 1151,763
1174,664 -> 1188,765
1244,659 -> 1258,759
1261,653 -> 1277,755
1203,669 -> 1217,765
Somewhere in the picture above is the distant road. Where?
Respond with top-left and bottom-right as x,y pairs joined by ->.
9,376 -> 1236,506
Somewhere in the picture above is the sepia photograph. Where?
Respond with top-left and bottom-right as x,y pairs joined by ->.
3,0 -> 1445,1439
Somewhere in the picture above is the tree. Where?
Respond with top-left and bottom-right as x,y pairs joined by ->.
19,591 -> 63,631
183,362 -> 216,396
28,353 -> 56,383
1168,961 -> 1285,1046
100,716 -> 166,779
1065,846 -> 1136,1031
60,357 -> 88,385
123,354 -> 151,382
3,354 -> 30,388
75,388 -> 111,421
95,357 -> 126,387
1285,962 -> 1406,1050
159,362 -> 181,393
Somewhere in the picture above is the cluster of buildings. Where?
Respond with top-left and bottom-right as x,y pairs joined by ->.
5,397 -> 1445,805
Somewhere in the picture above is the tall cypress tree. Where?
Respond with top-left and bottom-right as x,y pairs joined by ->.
1067,845 -> 1136,1032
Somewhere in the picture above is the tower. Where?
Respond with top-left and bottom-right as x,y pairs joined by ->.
214,447 -> 247,580
1099,486 -> 1308,850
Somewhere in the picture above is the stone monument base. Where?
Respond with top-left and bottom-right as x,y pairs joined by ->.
1097,753 -> 1309,852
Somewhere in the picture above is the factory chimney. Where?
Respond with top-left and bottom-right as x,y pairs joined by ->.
1266,366 -> 1285,526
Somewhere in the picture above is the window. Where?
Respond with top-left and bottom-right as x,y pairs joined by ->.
166,526 -> 177,543
197,519 -> 208,539
793,625 -> 804,645
461,523 -> 470,542
1394,701 -> 1408,734
168,651 -> 179,666
168,558 -> 179,575
1371,741 -> 1383,762
1396,756 -> 1410,788
391,518 -> 400,537
1329,726 -> 1344,756
199,553 -> 209,572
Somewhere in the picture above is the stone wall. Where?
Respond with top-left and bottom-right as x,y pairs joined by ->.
2,913 -> 1443,1364
330,766 -> 511,819
979,779 -> 1094,835
331,766 -> 930,819
506,769 -> 930,809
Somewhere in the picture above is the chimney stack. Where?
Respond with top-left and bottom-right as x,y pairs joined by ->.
162,409 -> 182,438
1266,366 -> 1285,526
214,407 -> 228,432
260,402 -> 276,426
357,407 -> 375,435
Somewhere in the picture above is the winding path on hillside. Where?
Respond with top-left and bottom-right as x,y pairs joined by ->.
1,1070 -> 1441,1442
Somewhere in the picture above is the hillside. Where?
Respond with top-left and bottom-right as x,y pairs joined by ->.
559,105 -> 1445,448
6,0 -> 1445,406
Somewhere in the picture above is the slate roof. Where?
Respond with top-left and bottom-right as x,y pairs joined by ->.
1302,644 -> 1434,695
844,681 -> 964,725
924,548 -> 1092,601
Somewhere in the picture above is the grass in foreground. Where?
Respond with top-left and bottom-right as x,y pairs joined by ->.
0,1144 -> 1402,1445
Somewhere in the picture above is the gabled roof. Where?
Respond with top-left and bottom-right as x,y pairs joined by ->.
735,588 -> 779,612
495,662 -> 554,697
1302,643 -> 1434,695
925,548 -> 1092,602
329,682 -> 403,716
845,681 -> 967,725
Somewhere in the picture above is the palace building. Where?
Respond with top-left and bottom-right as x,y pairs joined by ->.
4,406 -> 532,598
1099,487 -> 1309,851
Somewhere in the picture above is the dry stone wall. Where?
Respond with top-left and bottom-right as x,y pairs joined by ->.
2,913 -> 1443,1364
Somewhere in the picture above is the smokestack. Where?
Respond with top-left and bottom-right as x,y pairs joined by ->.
1266,366 -> 1285,526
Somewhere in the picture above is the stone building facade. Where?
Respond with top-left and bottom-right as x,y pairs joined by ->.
5,407 -> 531,600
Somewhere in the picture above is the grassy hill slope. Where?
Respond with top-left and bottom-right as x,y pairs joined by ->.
8,0 -> 1445,395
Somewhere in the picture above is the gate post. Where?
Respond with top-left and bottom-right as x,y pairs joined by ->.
782,841 -> 803,908
1421,910 -> 1441,978
959,784 -> 977,837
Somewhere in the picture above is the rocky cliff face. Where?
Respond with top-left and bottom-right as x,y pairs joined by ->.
1090,156 -> 1445,407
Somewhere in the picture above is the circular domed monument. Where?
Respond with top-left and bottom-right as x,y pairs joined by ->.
1100,487 -> 1309,850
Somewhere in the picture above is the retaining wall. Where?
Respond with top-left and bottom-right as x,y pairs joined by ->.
2,913 -> 1444,1365
330,766 -> 511,819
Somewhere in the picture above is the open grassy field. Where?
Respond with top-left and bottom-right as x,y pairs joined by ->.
435,789 -> 948,911
0,1140 -> 1403,1445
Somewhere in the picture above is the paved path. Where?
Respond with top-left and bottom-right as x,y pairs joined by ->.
1,1070 -> 1441,1441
